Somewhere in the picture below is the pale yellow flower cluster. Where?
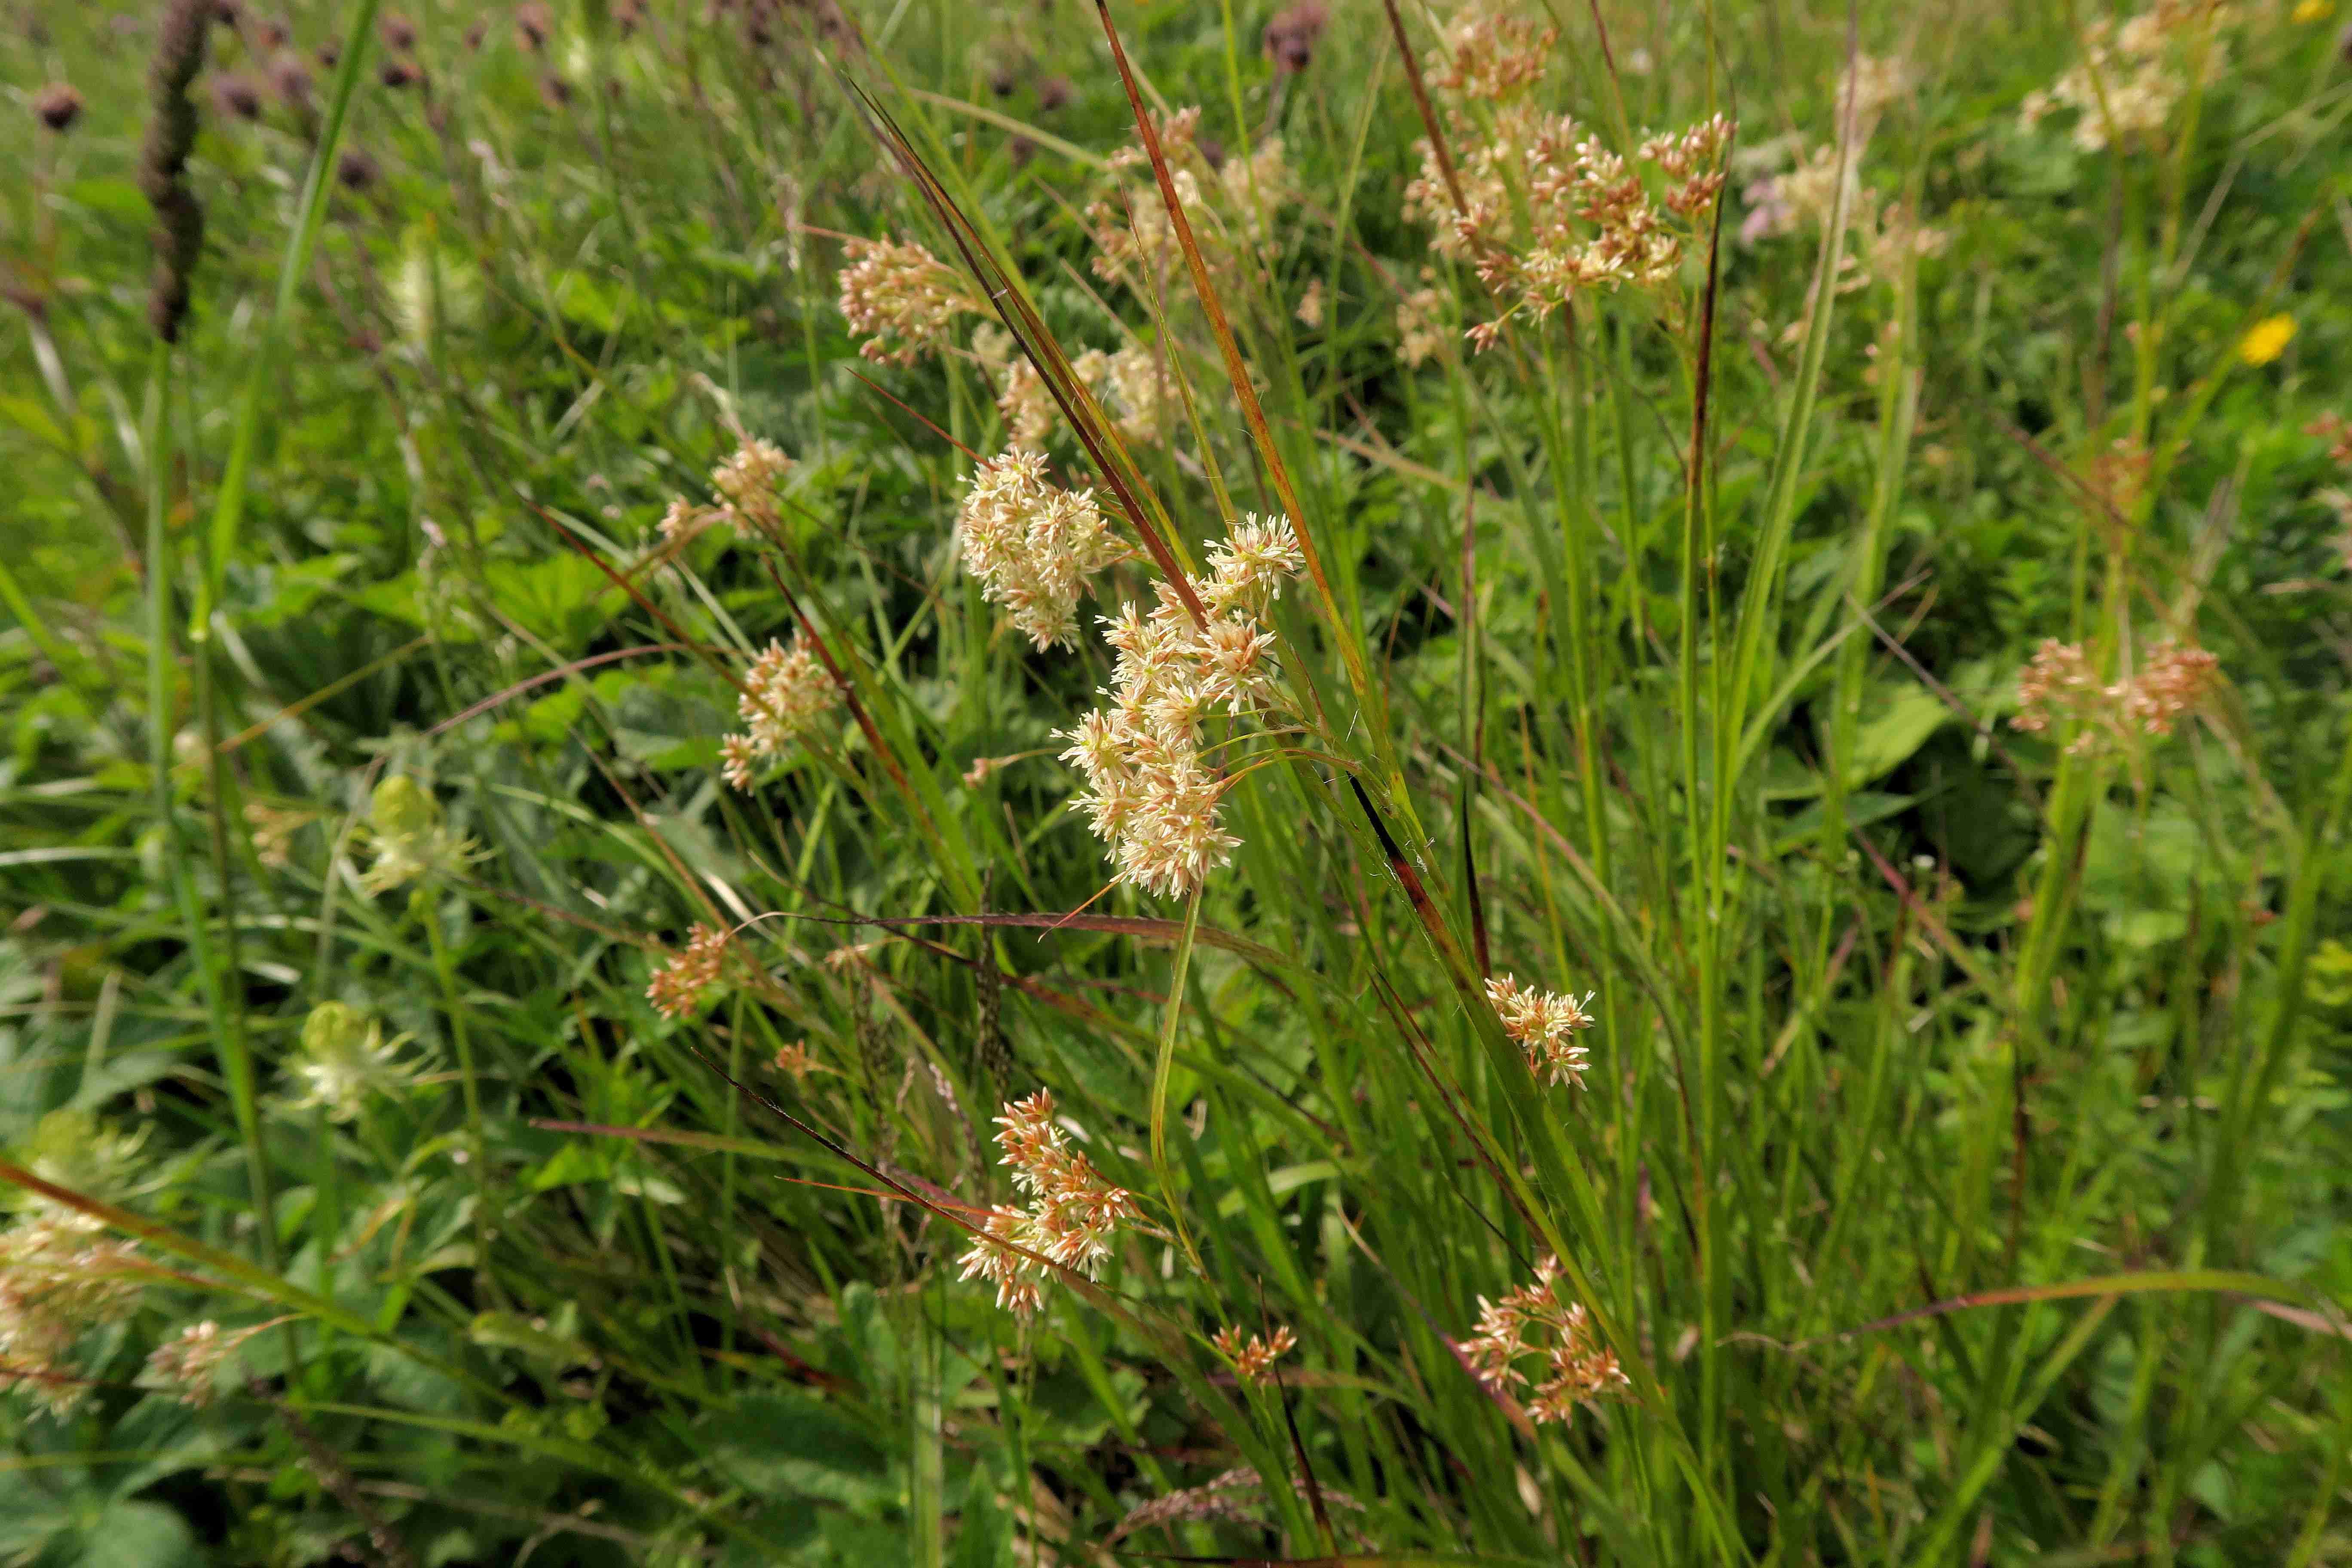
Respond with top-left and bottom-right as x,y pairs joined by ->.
658,436 -> 795,551
1396,276 -> 1452,368
1059,516 -> 1304,899
141,1320 -> 240,1410
2012,637 -> 2220,754
956,449 -> 1125,651
1073,344 -> 1176,447
1401,26 -> 1731,342
1458,1255 -> 1629,1426
1088,107 -> 1299,301
0,1214 -> 146,1418
973,326 -> 1059,452
1485,973 -> 1596,1088
836,235 -> 982,365
646,922 -> 729,1019
720,631 -> 839,789
2019,0 -> 2236,151
1835,53 -> 1917,132
1212,1323 -> 1298,1383
958,1090 -> 1142,1317
1426,3 -> 1557,100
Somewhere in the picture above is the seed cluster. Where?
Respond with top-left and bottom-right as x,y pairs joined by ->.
0,1216 -> 147,1418
646,922 -> 729,1019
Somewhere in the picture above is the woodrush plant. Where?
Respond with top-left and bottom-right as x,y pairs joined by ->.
1,0 -> 2349,1564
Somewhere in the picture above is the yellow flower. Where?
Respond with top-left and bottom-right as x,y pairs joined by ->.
2239,315 -> 2296,367
2292,0 -> 2331,22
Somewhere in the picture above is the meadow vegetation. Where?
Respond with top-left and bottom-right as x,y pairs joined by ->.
4,0 -> 2352,1562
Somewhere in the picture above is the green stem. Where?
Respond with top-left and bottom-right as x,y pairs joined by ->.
143,340 -> 282,1277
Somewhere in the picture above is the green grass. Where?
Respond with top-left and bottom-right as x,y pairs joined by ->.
3,0 -> 2352,1564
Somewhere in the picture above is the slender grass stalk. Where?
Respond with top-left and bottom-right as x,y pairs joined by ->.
142,339 -> 282,1280
190,0 -> 384,631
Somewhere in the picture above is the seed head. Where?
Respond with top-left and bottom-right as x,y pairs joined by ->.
335,147 -> 380,190
142,1321 -> 231,1409
1295,278 -> 1325,328
211,72 -> 263,120
267,54 -> 312,108
710,435 -> 793,530
0,1216 -> 148,1418
1427,4 -> 1557,101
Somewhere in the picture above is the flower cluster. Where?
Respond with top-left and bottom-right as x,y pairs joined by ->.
711,436 -> 793,530
836,235 -> 983,365
1458,1255 -> 1629,1427
1485,974 -> 1596,1088
661,435 -> 796,545
1059,515 -> 1304,898
1427,3 -> 1557,100
957,1091 -> 1142,1317
0,1215 -> 147,1418
646,923 -> 729,1019
2019,0 -> 2236,152
957,450 -> 1126,651
1087,108 -> 1299,300
139,1319 -> 279,1410
359,776 -> 479,894
1396,276 -> 1451,368
288,1001 -> 417,1122
720,630 -> 839,789
1295,279 -> 1325,328
1212,1323 -> 1298,1382
1835,53 -> 1915,132
1074,344 -> 1177,447
2012,637 -> 2220,753
1403,92 -> 1733,341
973,326 -> 1059,451
1737,129 -> 1946,308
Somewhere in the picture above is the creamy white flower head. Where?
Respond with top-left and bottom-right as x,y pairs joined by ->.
958,450 -> 1125,651
722,631 -> 839,789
